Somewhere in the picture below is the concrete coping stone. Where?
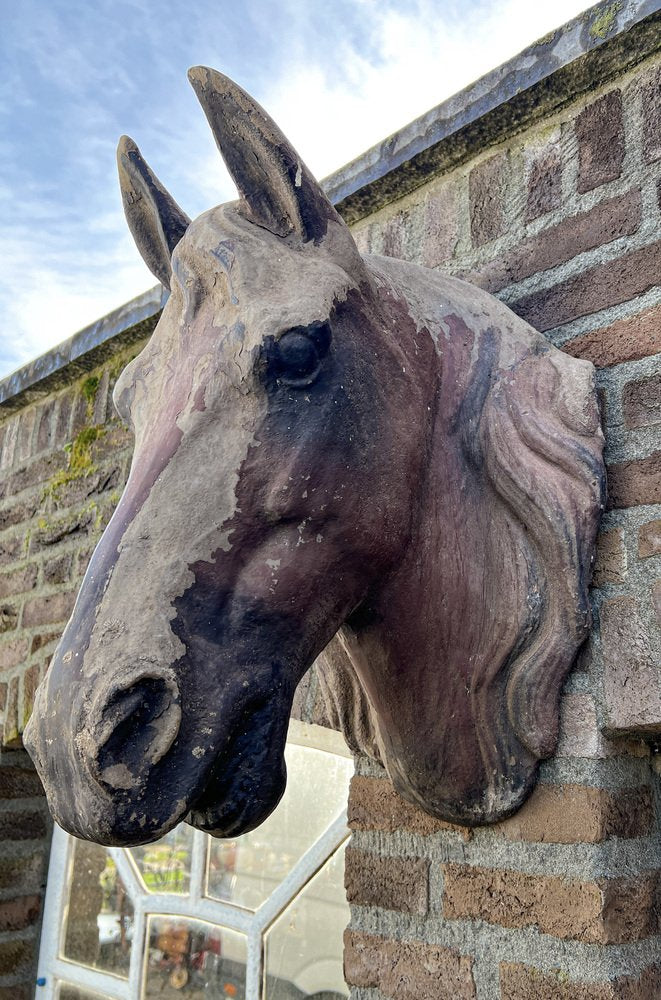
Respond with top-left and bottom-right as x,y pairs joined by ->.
1,0 -> 658,413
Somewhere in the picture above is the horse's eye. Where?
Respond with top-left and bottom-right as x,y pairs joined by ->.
271,321 -> 331,387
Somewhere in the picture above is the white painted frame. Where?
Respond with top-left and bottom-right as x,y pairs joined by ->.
35,722 -> 351,1000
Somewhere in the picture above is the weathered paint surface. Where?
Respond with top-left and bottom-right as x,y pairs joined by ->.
24,70 -> 605,845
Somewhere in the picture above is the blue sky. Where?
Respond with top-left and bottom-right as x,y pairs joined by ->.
0,0 -> 595,379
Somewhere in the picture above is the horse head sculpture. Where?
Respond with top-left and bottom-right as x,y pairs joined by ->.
25,69 -> 605,845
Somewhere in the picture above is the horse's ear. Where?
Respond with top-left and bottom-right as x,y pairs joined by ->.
188,67 -> 341,244
117,136 -> 190,290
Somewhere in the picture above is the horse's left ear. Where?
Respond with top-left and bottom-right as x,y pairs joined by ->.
117,136 -> 190,290
188,67 -> 343,244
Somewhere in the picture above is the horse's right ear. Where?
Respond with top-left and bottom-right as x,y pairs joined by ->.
188,67 -> 341,245
117,136 -> 190,291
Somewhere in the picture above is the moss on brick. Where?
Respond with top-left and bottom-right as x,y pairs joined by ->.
41,425 -> 106,504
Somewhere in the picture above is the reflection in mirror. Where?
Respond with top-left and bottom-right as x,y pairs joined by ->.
144,915 -> 248,998
264,843 -> 350,999
130,823 -> 193,894
62,840 -> 133,979
206,744 -> 353,910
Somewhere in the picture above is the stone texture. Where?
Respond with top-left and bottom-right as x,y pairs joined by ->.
593,528 -> 627,586
344,931 -> 477,999
622,373 -> 661,429
469,152 -> 508,246
512,240 -> 661,332
442,864 -> 658,943
345,848 -> 429,915
639,519 -> 661,558
652,579 -> 661,626
493,783 -> 653,843
470,189 -> 641,293
348,775 -> 472,839
563,304 -> 661,368
576,91 -> 624,193
607,452 -> 661,509
601,596 -> 661,736
526,148 -> 562,221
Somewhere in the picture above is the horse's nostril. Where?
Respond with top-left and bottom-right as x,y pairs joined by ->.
94,676 -> 181,791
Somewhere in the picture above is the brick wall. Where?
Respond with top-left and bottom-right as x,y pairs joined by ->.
0,8 -> 659,999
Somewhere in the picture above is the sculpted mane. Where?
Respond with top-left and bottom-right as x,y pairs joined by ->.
317,255 -> 605,823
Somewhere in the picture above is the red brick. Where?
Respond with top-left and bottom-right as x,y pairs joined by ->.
576,91 -> 624,193
493,784 -> 653,844
593,528 -> 627,586
6,449 -> 67,496
642,68 -> 661,163
607,452 -> 661,509
54,389 -> 74,445
601,596 -> 661,736
348,775 -> 471,839
34,399 -> 57,455
0,497 -> 37,533
2,675 -> 20,748
0,763 -> 44,798
0,894 -> 41,932
0,533 -> 24,568
0,806 -> 48,841
30,631 -> 60,655
381,210 -> 409,259
563,305 -> 661,367
0,850 -> 48,894
0,937 -> 34,976
622,373 -> 661,429
512,240 -> 661,332
639,519 -> 661,558
22,663 -> 41,728
469,153 -> 507,246
442,864 -> 657,943
344,931 -> 476,999
42,551 -> 72,586
472,189 -> 641,293
21,589 -> 76,628
500,962 -> 661,999
0,636 -> 29,672
345,848 -> 429,915
421,183 -> 460,268
0,602 -> 18,633
14,411 -> 36,465
29,508 -> 95,550
526,148 -> 562,221
0,985 -> 31,1000
0,564 -> 38,600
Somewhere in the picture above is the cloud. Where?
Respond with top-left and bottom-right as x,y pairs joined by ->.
0,0 -> 593,379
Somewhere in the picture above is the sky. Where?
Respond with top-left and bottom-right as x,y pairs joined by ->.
0,0 -> 597,379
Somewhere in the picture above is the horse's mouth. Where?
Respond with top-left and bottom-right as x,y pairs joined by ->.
185,699 -> 288,838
